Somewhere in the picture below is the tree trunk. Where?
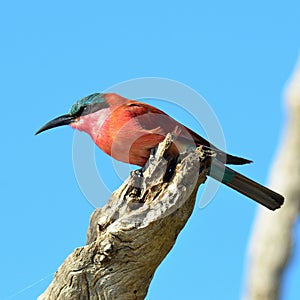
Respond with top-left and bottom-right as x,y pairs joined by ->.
243,58 -> 300,300
38,134 -> 212,300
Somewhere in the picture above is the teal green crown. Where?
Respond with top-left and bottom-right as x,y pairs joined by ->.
69,93 -> 106,115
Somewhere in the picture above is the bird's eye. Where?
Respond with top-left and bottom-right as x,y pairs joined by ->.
73,105 -> 88,116
82,105 -> 90,114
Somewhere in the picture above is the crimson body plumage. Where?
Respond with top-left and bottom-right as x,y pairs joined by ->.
36,92 -> 284,210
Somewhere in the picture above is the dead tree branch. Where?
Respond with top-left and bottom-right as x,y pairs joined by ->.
38,134 -> 212,300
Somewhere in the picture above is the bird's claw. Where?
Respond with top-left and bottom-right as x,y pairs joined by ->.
130,168 -> 144,178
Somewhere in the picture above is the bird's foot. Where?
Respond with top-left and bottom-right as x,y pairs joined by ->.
130,169 -> 144,178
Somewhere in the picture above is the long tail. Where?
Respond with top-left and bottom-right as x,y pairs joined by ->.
208,159 -> 284,210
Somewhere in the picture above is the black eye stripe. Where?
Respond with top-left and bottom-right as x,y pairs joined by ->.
75,101 -> 109,117
73,105 -> 86,117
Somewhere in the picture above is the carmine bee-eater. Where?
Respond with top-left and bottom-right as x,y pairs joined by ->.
36,93 -> 284,210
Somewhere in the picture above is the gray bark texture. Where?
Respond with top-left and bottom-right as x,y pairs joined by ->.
243,59 -> 300,300
38,134 -> 212,300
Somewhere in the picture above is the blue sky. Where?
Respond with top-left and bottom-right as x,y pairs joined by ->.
1,1 -> 299,299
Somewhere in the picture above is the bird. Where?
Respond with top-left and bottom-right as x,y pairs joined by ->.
36,92 -> 284,210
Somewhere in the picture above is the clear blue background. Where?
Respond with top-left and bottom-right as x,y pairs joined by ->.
1,1 -> 299,299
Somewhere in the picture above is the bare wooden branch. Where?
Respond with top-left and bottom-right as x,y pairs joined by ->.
38,134 -> 212,300
243,58 -> 300,300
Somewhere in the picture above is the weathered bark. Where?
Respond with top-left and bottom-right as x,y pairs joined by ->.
243,59 -> 300,300
38,134 -> 212,300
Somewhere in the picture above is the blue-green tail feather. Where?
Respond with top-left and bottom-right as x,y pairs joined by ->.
209,159 -> 284,210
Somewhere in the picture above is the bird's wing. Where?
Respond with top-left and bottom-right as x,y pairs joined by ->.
122,101 -> 251,165
124,101 -> 190,134
179,129 -> 252,165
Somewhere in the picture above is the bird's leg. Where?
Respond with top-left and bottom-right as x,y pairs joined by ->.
150,146 -> 157,156
130,146 -> 159,178
129,147 -> 158,179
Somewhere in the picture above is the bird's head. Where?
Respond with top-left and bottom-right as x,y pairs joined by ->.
35,93 -> 113,136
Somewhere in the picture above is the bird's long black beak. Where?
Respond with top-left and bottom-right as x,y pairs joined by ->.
35,114 -> 76,135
